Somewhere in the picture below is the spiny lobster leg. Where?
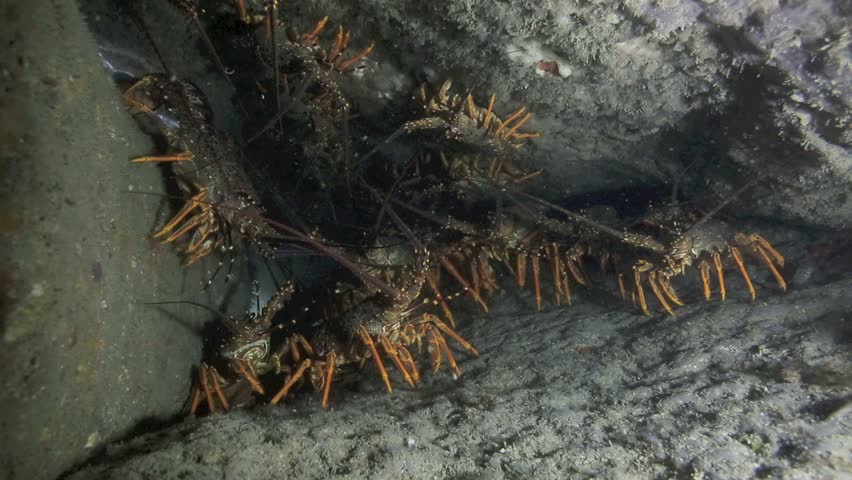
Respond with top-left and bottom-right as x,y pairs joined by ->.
163,212 -> 206,244
397,345 -> 420,383
503,112 -> 532,139
337,42 -> 375,72
359,327 -> 392,393
289,336 -> 301,363
302,16 -> 329,44
426,270 -> 456,328
469,258 -> 482,301
483,93 -> 496,129
321,352 -> 336,409
379,336 -> 415,388
754,243 -> 787,291
270,359 -> 311,405
551,245 -> 563,306
657,274 -> 685,307
617,273 -> 626,302
427,328 -> 443,373
153,188 -> 208,239
562,269 -> 573,305
634,269 -> 651,316
199,363 -> 216,414
564,255 -> 587,286
426,313 -> 479,357
750,234 -> 785,266
189,385 -> 202,416
298,335 -> 315,356
208,366 -> 230,411
185,220 -> 216,252
233,358 -> 265,395
648,271 -> 675,316
494,106 -> 526,137
730,247 -> 756,301
712,252 -> 726,301
532,255 -> 542,311
517,252 -> 527,288
234,0 -> 248,23
130,151 -> 194,163
431,327 -> 461,378
698,260 -> 712,301
183,237 -> 221,266
440,257 -> 488,312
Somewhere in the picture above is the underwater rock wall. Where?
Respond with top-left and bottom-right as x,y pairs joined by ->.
287,0 -> 852,228
67,278 -> 852,479
0,2 -> 245,479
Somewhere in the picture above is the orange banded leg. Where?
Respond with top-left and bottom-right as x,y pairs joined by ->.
753,234 -> 785,266
359,327 -> 392,393
153,189 -> 208,239
517,253 -> 527,288
122,77 -> 155,113
270,359 -> 311,405
466,94 -> 477,118
634,270 -> 650,316
379,336 -> 415,387
657,274 -> 684,307
426,314 -> 479,357
494,106 -> 526,137
397,345 -> 420,383
441,257 -> 488,312
561,270 -> 573,305
551,245 -> 563,305
302,16 -> 329,44
208,367 -> 230,411
532,255 -> 542,311
189,386 -> 202,416
163,212 -> 206,244
617,273 -> 626,301
289,336 -> 302,363
713,252 -> 726,301
427,329 -> 443,373
337,42 -> 375,71
730,247 -> 756,301
322,352 -> 336,409
648,272 -> 675,316
233,358 -> 265,395
565,256 -> 587,286
503,112 -> 533,139
698,260 -> 712,301
328,26 -> 349,63
483,93 -> 496,129
199,364 -> 216,414
469,259 -> 482,301
515,169 -> 544,183
131,151 -> 194,163
297,334 -> 314,357
431,328 -> 461,378
186,214 -> 217,251
755,244 -> 787,291
426,271 -> 456,327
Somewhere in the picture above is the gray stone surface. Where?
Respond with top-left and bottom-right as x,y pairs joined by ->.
284,0 -> 852,228
0,2 -> 245,479
67,276 -> 852,479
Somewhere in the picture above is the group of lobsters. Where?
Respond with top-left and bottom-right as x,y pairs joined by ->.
120,0 -> 787,414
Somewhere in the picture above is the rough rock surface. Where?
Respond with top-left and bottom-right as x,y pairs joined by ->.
0,2 -> 246,480
67,273 -> 852,479
285,0 -> 852,228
